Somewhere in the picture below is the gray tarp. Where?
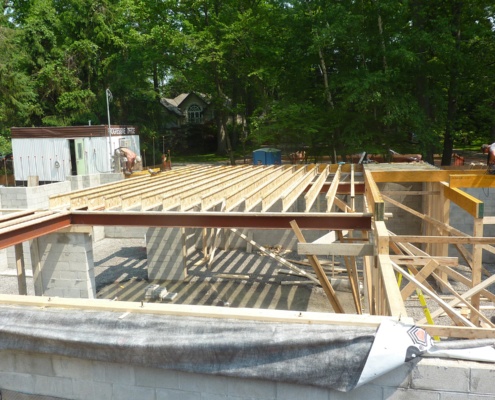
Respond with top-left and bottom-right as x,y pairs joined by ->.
0,306 -> 377,392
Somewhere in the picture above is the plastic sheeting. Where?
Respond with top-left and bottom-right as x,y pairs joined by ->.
0,306 -> 376,392
6,306 -> 484,392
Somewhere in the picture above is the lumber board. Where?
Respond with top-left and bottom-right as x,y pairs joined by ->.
224,166 -> 282,210
389,255 -> 458,267
338,231 -> 362,314
380,190 -> 440,196
105,165 -> 211,210
325,165 -> 342,212
389,235 -> 495,244
48,175 -> 149,209
290,220 -> 345,313
14,244 -> 27,295
0,211 -> 57,230
428,271 -> 495,328
333,197 -> 352,213
370,170 -> 453,183
181,168 -> 264,211
434,263 -> 495,304
441,182 -> 483,218
281,165 -> 317,212
374,221 -> 390,255
229,228 -> 320,285
245,167 -> 295,211
400,260 -> 438,300
483,216 -> 495,225
418,270 -> 495,324
146,166 -> 247,211
202,167 -> 275,211
304,165 -> 329,212
449,174 -> 495,189
471,218 -> 483,325
391,262 -> 474,327
419,325 -> 495,340
377,255 -> 408,318
364,168 -> 384,221
70,167 -> 206,210
0,294 -> 409,326
263,166 -> 307,211
297,243 -> 374,256
362,230 -> 373,314
0,210 -> 36,223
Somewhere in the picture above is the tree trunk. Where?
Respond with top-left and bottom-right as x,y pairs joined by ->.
441,1 -> 462,166
411,0 -> 435,164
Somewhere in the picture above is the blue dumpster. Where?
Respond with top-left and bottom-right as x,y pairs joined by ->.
252,148 -> 282,165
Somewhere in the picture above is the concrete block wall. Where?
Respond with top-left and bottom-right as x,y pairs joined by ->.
68,173 -> 122,191
378,182 -> 423,235
0,351 -> 493,400
104,226 -> 147,238
0,182 -> 71,272
30,232 -> 96,298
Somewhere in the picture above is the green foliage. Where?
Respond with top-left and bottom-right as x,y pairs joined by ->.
0,0 -> 493,164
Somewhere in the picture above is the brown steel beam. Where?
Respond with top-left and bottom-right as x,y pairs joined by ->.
0,211 -> 372,251
336,182 -> 365,195
71,211 -> 372,230
304,182 -> 365,195
0,213 -> 72,249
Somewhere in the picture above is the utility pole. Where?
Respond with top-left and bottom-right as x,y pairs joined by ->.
106,88 -> 113,170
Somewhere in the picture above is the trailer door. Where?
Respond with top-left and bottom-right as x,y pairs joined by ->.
75,138 -> 87,175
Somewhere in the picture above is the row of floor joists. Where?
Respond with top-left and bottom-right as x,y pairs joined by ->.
48,164 -> 367,213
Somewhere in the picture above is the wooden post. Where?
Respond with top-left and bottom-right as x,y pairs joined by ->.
337,231 -> 362,314
14,243 -> 27,295
290,220 -> 345,313
471,217 -> 483,325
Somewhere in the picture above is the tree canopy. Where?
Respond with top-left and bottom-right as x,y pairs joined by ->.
0,0 -> 494,164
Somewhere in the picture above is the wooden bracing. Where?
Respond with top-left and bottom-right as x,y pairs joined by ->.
4,162 -> 495,339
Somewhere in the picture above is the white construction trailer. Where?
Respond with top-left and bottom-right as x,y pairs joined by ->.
10,125 -> 141,184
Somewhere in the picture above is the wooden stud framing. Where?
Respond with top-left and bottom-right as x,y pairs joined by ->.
3,163 -> 495,339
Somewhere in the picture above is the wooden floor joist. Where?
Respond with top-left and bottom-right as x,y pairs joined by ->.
2,163 -> 495,339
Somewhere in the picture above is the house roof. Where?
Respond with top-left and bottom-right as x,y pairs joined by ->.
161,92 -> 211,117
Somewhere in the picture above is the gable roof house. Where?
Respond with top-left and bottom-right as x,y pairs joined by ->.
160,92 -> 218,152
160,92 -> 214,129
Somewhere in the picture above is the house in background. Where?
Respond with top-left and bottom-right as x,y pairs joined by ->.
160,92 -> 214,129
160,92 -> 218,153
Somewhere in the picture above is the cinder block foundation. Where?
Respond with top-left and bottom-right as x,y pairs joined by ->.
0,352 -> 493,400
30,228 -> 95,298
